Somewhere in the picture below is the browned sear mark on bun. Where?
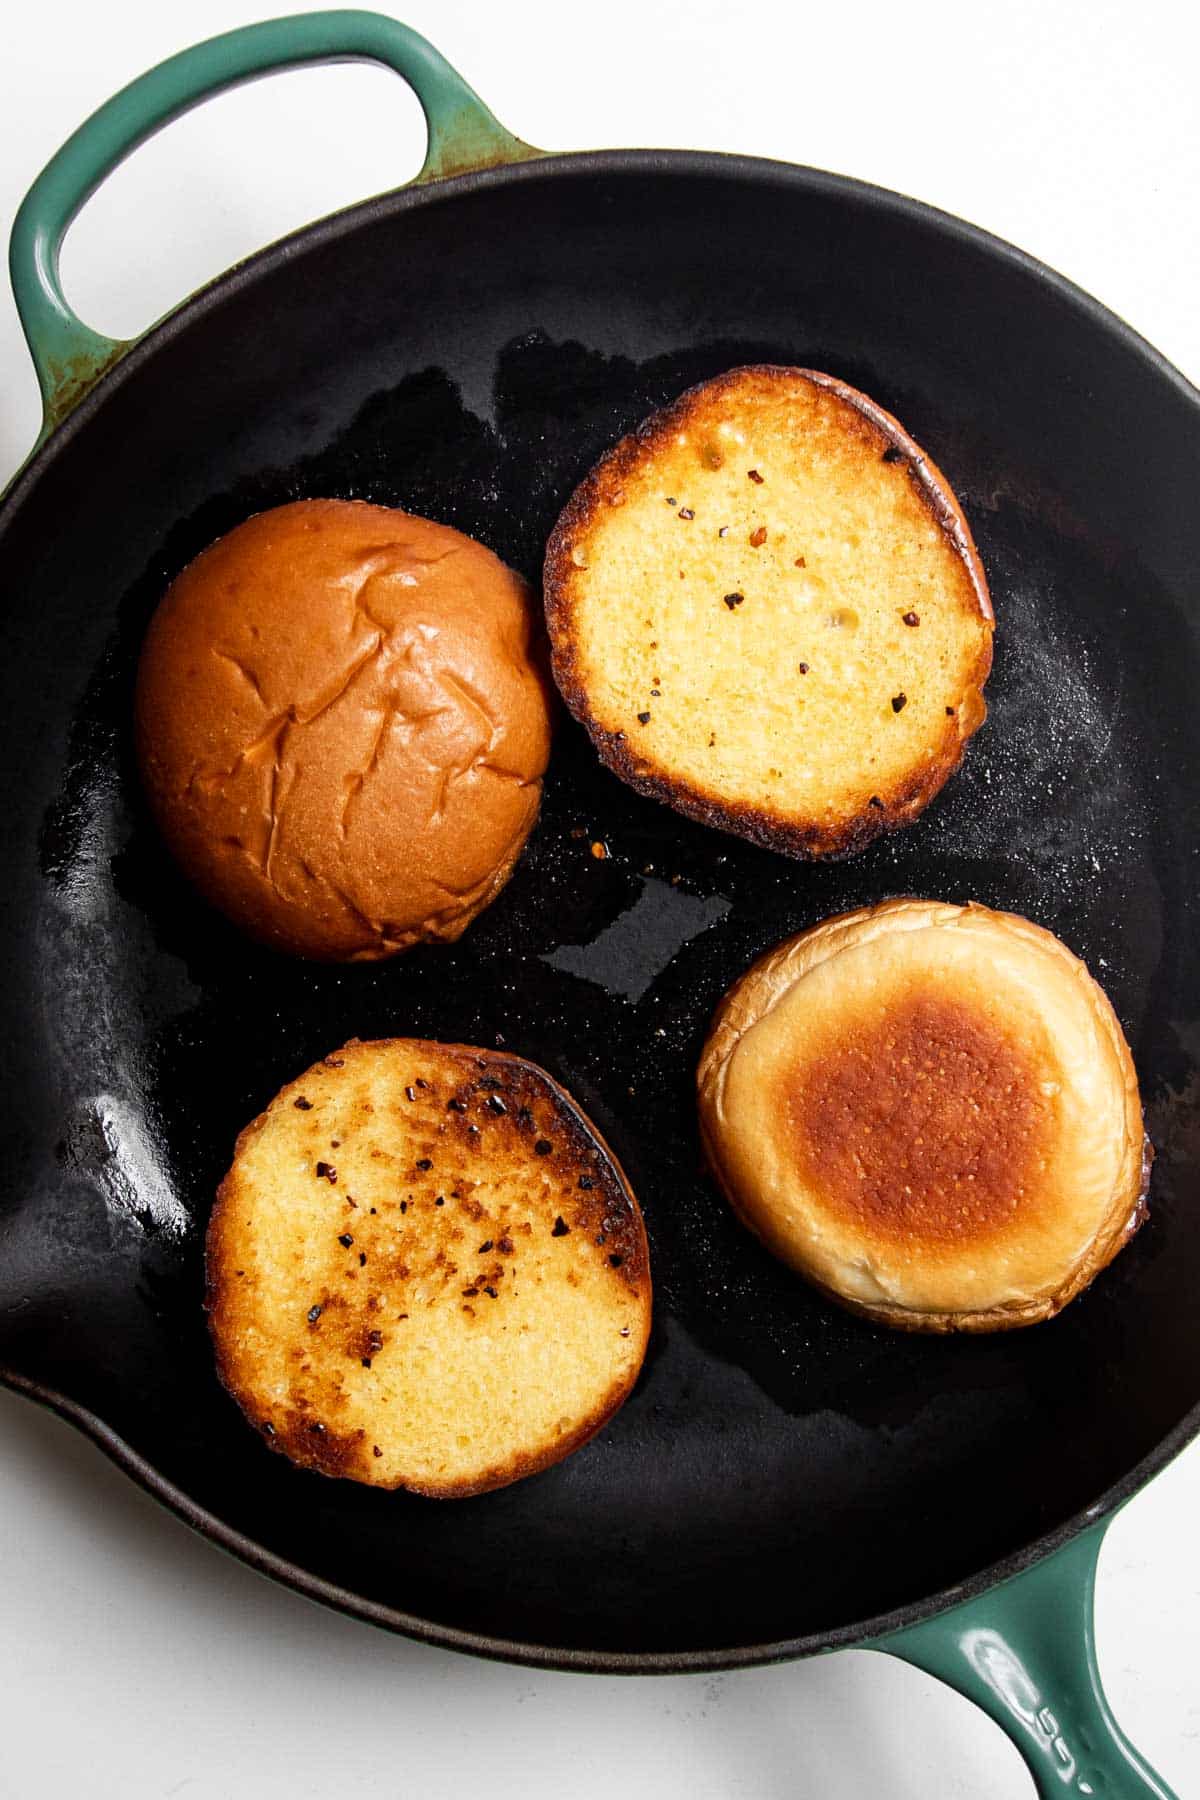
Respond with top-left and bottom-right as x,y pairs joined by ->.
782,992 -> 1055,1249
698,900 -> 1151,1334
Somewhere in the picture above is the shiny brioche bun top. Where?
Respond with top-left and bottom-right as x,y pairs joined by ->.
135,499 -> 553,960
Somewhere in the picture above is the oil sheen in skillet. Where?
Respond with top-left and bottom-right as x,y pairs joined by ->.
23,306 -> 1199,1650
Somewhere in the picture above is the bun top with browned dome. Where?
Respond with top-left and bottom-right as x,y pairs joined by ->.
136,499 -> 553,960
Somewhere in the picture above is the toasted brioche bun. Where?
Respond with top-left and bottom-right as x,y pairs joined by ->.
697,900 -> 1150,1332
545,367 -> 992,857
136,500 -> 554,960
206,1039 -> 651,1495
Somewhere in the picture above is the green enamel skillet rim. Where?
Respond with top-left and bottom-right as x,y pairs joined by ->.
3,13 -> 1192,1795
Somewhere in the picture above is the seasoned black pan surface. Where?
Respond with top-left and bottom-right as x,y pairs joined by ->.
2,155 -> 1198,1668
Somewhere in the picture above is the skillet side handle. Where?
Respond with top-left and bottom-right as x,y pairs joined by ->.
873,1519 -> 1178,1797
8,9 -> 540,438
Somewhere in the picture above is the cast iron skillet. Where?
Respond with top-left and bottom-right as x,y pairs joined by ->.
2,13 -> 1196,1794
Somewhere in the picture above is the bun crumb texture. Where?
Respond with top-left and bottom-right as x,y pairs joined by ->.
545,366 -> 993,858
206,1039 -> 652,1496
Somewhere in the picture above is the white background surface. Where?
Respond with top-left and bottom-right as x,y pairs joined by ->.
1,3 -> 1199,1795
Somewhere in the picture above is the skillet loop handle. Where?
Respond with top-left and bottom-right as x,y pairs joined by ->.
8,9 -> 538,436
875,1520 -> 1178,1798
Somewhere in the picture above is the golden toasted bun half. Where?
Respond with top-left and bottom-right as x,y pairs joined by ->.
545,366 -> 992,857
136,500 -> 554,960
206,1039 -> 651,1495
697,900 -> 1150,1331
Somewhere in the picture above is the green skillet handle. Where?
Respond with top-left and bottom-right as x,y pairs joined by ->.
875,1519 -> 1178,1797
8,9 -> 538,434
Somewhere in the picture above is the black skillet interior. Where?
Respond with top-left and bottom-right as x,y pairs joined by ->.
2,155 -> 1199,1667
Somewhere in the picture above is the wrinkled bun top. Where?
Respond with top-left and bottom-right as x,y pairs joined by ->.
697,899 -> 1149,1332
135,500 -> 553,960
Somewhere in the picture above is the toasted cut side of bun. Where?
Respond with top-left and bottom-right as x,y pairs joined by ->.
136,499 -> 554,960
545,366 -> 992,858
207,1039 -> 651,1495
697,899 -> 1150,1332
